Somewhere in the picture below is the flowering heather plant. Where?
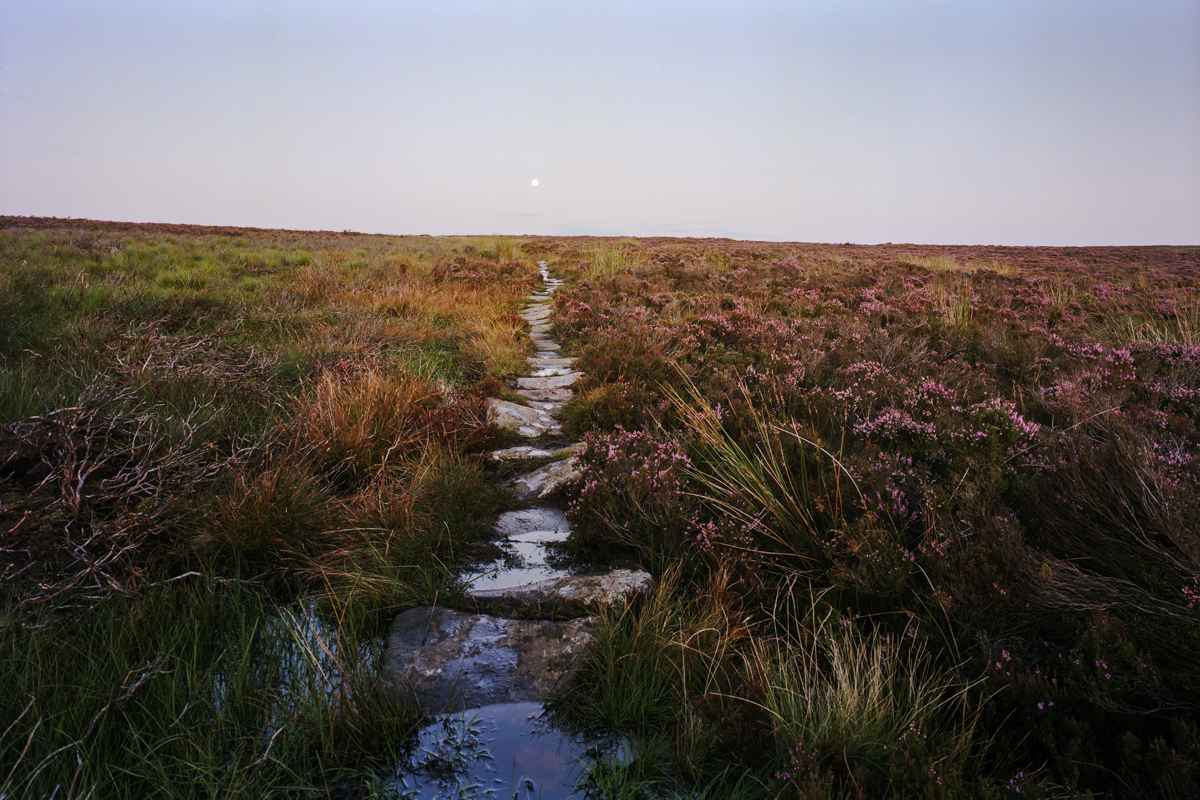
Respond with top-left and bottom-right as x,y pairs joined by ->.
567,427 -> 695,556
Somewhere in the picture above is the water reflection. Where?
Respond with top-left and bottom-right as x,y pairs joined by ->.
388,701 -> 623,799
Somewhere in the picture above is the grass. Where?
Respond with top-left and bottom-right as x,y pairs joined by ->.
0,578 -> 420,799
1125,312 -> 1199,347
584,242 -> 647,280
0,218 -> 537,796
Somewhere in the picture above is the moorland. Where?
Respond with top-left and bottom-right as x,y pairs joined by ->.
2,216 -> 1198,798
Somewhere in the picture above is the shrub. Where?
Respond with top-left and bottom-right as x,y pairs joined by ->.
568,427 -> 694,558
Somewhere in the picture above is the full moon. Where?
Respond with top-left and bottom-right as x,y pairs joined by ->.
531,179 -> 539,187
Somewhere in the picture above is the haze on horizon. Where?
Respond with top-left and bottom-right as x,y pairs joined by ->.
2,0 -> 1198,247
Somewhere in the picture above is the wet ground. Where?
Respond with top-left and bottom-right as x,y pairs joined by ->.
386,702 -> 629,800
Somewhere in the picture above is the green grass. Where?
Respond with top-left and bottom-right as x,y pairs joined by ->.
0,578 -> 419,799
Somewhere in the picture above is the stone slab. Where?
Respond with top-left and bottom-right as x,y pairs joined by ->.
468,569 -> 654,610
517,387 -> 573,403
515,374 -> 578,390
527,357 -> 577,368
489,445 -> 555,461
489,443 -> 581,463
494,506 -> 572,540
487,398 -> 555,436
511,457 -> 581,502
383,607 -> 594,713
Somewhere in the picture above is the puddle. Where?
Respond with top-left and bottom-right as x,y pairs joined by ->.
387,702 -> 626,799
461,508 -> 609,593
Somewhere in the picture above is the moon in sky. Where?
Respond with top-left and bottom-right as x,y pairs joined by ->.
531,179 -> 539,187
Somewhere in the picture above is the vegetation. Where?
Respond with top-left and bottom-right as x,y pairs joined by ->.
0,218 -> 536,797
553,238 -> 1200,798
3,218 -> 1199,797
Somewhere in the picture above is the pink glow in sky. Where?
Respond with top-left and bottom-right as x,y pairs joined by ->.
2,0 -> 1198,245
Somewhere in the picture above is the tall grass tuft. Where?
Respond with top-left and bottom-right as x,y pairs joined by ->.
290,369 -> 445,487
1125,312 -> 1199,347
750,602 -> 975,771
490,235 -> 522,261
586,243 -> 646,280
666,379 -> 860,572
929,280 -> 975,327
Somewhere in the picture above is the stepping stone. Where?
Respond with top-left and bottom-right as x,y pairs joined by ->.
494,507 -> 572,540
489,445 -> 554,461
383,607 -> 595,713
515,374 -> 578,390
511,457 -> 581,502
469,569 -> 654,610
529,323 -> 553,335
517,386 -> 573,403
528,357 -> 576,368
487,398 -> 555,436
489,443 -> 581,462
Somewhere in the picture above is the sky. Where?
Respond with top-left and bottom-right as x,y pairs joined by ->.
1,0 -> 1198,245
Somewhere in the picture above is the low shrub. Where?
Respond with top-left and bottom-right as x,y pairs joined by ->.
567,427 -> 694,558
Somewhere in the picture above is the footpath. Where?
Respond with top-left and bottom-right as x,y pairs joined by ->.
382,261 -> 652,713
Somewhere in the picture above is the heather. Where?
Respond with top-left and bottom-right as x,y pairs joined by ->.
553,239 -> 1200,797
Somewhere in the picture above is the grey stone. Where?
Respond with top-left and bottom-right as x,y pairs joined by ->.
516,386 -> 573,403
383,607 -> 595,712
532,341 -> 561,351
511,457 -> 581,502
493,506 -> 571,540
469,569 -> 654,610
489,445 -> 555,461
515,374 -> 578,390
529,323 -> 553,335
487,398 -> 555,436
527,357 -> 576,368
488,443 -> 580,463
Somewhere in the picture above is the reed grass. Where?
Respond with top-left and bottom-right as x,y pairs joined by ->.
1124,312 -> 1199,347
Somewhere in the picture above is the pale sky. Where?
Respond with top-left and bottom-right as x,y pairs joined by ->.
2,0 -> 1198,245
